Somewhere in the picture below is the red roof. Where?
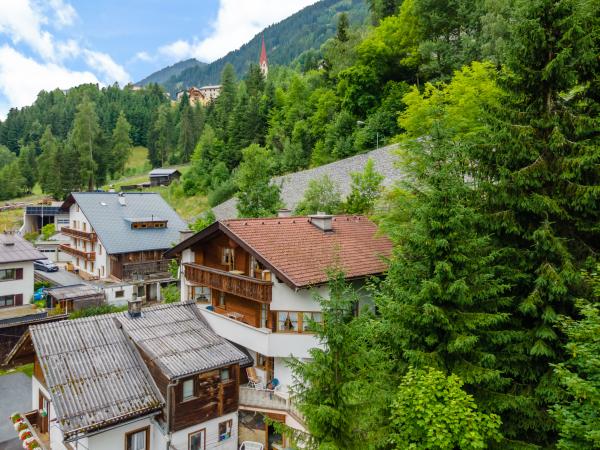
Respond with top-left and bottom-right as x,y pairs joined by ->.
222,215 -> 392,288
259,36 -> 268,65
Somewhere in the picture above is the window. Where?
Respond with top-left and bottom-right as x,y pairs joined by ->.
278,311 -> 298,332
98,244 -> 102,255
0,269 -> 16,281
221,248 -> 235,270
218,292 -> 225,308
0,295 -> 15,307
302,312 -> 323,332
115,290 -> 124,298
276,311 -> 322,333
125,427 -> 149,450
188,429 -> 206,450
191,286 -> 210,303
218,420 -> 232,441
220,368 -> 230,381
182,379 -> 194,401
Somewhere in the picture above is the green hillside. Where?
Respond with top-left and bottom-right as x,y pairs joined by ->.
143,0 -> 369,95
136,58 -> 205,86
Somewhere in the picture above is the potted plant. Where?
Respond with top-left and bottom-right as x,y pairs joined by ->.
15,421 -> 28,432
10,413 -> 23,424
19,429 -> 33,440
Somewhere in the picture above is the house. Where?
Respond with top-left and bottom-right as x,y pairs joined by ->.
0,232 -> 44,308
58,192 -> 187,302
198,85 -> 221,103
6,301 -> 251,450
165,214 -> 392,445
211,143 -> 401,220
149,168 -> 182,186
45,284 -> 105,313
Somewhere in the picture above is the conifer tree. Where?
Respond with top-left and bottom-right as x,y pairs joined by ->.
468,0 -> 600,444
111,111 -> 132,176
68,97 -> 101,190
177,100 -> 196,162
38,126 -> 63,198
290,270 -> 391,450
17,143 -> 37,191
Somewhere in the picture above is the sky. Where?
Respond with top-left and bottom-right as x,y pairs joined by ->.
0,0 -> 318,119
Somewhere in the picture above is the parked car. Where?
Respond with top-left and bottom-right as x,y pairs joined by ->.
34,259 -> 58,272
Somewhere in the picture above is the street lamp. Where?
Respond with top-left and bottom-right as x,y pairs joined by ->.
356,120 -> 379,150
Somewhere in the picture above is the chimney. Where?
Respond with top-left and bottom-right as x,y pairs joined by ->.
309,213 -> 333,232
277,209 -> 292,218
180,229 -> 194,242
118,192 -> 126,206
127,295 -> 143,318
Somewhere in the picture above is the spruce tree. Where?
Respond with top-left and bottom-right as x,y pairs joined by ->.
68,97 -> 101,190
469,0 -> 600,444
38,126 -> 63,198
111,111 -> 132,176
17,143 -> 37,191
177,101 -> 196,163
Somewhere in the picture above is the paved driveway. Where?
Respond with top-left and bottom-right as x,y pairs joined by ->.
0,373 -> 31,446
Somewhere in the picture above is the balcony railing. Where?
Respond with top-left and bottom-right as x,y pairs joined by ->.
122,259 -> 174,281
184,263 -> 272,303
239,386 -> 304,425
59,244 -> 95,261
61,226 -> 97,242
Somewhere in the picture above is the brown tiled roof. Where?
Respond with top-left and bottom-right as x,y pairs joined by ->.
222,215 -> 392,288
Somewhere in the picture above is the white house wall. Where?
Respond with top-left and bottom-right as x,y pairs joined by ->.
0,260 -> 34,303
32,376 -> 69,450
271,280 -> 326,312
68,203 -> 109,279
170,411 -> 238,450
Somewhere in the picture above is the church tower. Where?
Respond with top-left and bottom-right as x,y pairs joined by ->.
259,35 -> 268,77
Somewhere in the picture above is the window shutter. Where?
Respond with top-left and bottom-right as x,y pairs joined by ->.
15,294 -> 23,306
15,268 -> 23,280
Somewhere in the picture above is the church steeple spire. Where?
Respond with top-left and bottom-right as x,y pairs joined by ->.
259,35 -> 268,77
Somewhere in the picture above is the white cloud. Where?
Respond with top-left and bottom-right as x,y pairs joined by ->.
0,0 -> 56,60
83,50 -> 130,85
134,51 -> 153,62
0,44 -> 98,118
46,0 -> 77,28
158,0 -> 318,62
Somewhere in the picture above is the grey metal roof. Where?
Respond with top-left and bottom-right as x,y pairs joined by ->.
45,284 -> 104,301
30,315 -> 164,438
212,144 -> 402,220
29,302 -> 250,438
149,168 -> 180,176
121,302 -> 251,379
0,233 -> 45,263
70,192 -> 187,254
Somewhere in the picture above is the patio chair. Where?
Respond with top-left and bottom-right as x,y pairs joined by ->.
240,442 -> 264,450
246,367 -> 263,389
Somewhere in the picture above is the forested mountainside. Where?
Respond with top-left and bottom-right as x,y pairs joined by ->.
145,0 -> 369,95
136,58 -> 206,86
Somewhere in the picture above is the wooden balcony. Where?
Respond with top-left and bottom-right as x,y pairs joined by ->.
59,244 -> 95,261
61,226 -> 97,242
122,259 -> 174,281
184,263 -> 272,303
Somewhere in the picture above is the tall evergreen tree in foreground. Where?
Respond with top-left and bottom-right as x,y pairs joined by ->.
377,63 -> 512,447
290,271 -> 391,450
468,0 -> 600,444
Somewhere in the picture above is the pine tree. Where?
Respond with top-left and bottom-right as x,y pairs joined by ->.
336,12 -> 350,42
177,101 -> 196,163
38,126 -> 63,198
212,64 -> 237,140
469,0 -> 600,444
68,97 -> 101,190
235,144 -> 281,218
111,111 -> 132,176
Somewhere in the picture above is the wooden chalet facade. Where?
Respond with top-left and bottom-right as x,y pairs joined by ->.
166,214 -> 393,447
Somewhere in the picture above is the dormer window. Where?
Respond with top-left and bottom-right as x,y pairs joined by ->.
126,217 -> 168,229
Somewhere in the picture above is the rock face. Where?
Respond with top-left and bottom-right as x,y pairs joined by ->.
212,143 -> 402,220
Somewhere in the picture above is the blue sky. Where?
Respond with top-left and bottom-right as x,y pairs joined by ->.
0,0 -> 317,118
